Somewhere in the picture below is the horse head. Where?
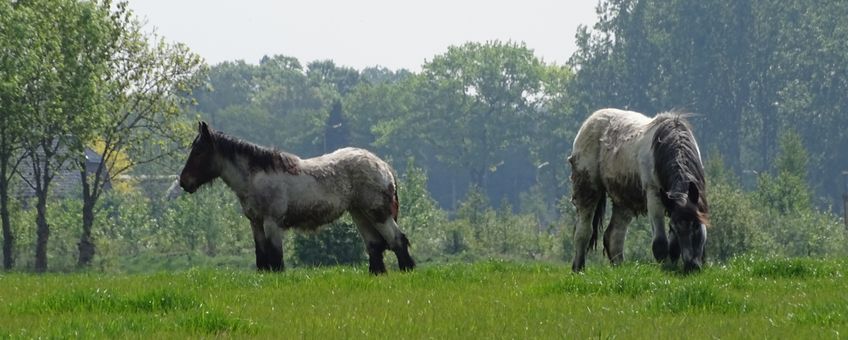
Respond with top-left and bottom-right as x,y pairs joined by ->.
179,121 -> 220,193
664,181 -> 707,272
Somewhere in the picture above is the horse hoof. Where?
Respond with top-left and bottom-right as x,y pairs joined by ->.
652,238 -> 669,262
571,262 -> 585,273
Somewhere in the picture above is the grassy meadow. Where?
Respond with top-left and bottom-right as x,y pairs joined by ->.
0,257 -> 846,339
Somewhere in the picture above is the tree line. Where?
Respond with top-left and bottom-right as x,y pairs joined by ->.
0,0 -> 204,271
1,0 -> 847,271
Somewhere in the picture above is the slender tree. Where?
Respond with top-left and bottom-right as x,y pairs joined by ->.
0,1 -> 33,269
76,2 -> 205,266
15,0 -> 115,272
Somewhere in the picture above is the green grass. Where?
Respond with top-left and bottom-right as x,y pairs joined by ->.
0,258 -> 846,338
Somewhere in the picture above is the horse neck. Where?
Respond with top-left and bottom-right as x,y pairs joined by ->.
215,153 -> 251,197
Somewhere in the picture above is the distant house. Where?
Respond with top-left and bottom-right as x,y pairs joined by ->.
16,147 -> 111,200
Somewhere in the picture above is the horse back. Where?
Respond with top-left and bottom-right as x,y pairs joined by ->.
298,147 -> 397,220
571,109 -> 656,213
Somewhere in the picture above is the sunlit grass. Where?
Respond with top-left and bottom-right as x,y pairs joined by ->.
0,258 -> 846,338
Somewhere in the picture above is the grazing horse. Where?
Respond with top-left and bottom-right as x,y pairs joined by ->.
569,109 -> 709,272
179,122 -> 415,274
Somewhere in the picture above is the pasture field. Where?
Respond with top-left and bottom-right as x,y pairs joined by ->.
0,257 -> 846,339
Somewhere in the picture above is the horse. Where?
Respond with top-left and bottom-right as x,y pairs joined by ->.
178,121 -> 415,274
568,108 -> 709,272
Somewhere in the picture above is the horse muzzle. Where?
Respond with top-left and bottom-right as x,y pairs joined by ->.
179,178 -> 198,194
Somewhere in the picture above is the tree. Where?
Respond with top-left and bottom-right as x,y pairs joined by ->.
76,2 -> 205,267
322,100 -> 351,152
396,158 -> 448,260
379,41 -> 546,189
14,0 -> 117,272
0,1 -> 34,269
306,60 -> 360,97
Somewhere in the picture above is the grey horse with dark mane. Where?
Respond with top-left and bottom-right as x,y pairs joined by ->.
179,122 -> 415,274
569,109 -> 709,272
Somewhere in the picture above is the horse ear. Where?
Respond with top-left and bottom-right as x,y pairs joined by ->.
199,121 -> 211,141
688,182 -> 700,206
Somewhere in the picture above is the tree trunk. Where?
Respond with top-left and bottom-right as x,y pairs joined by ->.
1,179 -> 13,270
77,168 -> 96,267
1,131 -> 15,270
34,189 -> 49,272
77,200 -> 96,267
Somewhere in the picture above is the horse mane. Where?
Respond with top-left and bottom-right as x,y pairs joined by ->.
210,130 -> 301,174
650,112 -> 710,225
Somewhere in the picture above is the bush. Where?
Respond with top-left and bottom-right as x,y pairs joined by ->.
706,181 -> 772,261
292,219 -> 366,267
397,158 -> 448,262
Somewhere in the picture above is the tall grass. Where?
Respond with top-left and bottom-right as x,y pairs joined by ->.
0,258 -> 845,338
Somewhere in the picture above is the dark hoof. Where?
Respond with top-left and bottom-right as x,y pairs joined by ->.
369,267 -> 387,275
571,261 -> 585,273
684,259 -> 702,273
652,238 -> 669,262
396,234 -> 415,272
256,264 -> 285,272
669,240 -> 681,262
398,257 -> 416,271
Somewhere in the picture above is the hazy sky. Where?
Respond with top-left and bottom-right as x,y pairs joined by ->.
128,0 -> 598,71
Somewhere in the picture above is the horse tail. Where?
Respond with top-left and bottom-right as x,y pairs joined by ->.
389,182 -> 399,222
589,191 -> 606,250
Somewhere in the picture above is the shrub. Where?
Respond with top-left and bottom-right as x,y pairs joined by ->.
293,219 -> 365,267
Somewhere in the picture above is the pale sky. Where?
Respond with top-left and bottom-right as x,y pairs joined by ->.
128,0 -> 599,71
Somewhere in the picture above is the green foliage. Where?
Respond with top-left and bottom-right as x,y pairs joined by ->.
397,158 -> 448,261
440,186 -> 561,262
748,131 -> 846,258
706,180 -> 771,261
380,41 -> 548,187
774,130 -> 808,180
7,197 -> 90,271
292,220 -> 366,267
92,186 -> 255,272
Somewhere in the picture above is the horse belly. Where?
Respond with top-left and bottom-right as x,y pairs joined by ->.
603,175 -> 647,213
600,152 -> 648,213
281,201 -> 346,230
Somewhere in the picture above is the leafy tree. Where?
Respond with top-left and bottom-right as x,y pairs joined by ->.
14,0 -> 116,272
0,1 -> 34,269
306,60 -> 360,97
322,100 -> 351,152
345,73 -> 417,149
755,130 -> 812,215
75,3 -> 205,267
379,41 -> 546,188
397,158 -> 447,261
254,55 -> 330,154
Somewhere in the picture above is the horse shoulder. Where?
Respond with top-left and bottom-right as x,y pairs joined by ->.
243,171 -> 291,217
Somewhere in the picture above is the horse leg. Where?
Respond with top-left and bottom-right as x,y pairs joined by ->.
603,205 -> 633,265
351,212 -> 388,275
263,219 -> 285,271
374,218 -> 416,272
647,193 -> 669,262
570,167 -> 604,272
249,217 -> 271,271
